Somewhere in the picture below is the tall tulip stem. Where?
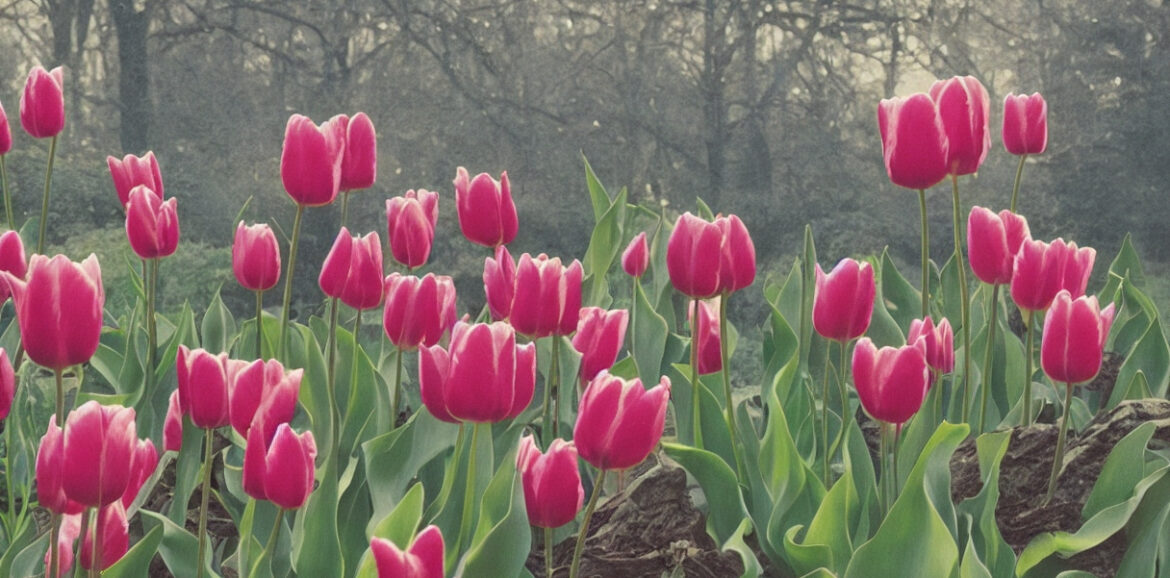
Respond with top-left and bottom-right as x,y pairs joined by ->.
828,340 -> 852,484
278,204 -> 306,361
952,177 -> 973,423
1044,382 -> 1074,504
254,290 -> 265,360
90,506 -> 104,578
550,336 -> 562,440
457,422 -> 481,558
0,154 -> 12,229
544,526 -> 554,578
36,134 -> 58,254
1023,311 -> 1036,426
348,312 -> 363,438
978,284 -> 1001,433
690,298 -> 703,450
75,509 -> 90,578
917,188 -> 930,317
196,428 -> 215,578
325,297 -> 341,438
48,513 -> 61,578
54,369 -> 64,436
820,341 -> 833,483
718,294 -> 744,477
569,469 -> 607,578
878,422 -> 891,516
629,276 -> 639,362
391,344 -> 403,427
146,257 -> 159,396
248,508 -> 286,577
1010,155 -> 1027,213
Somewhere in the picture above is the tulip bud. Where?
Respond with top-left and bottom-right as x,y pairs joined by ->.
622,232 -> 649,278
573,307 -> 628,386
418,321 -> 536,424
233,222 -> 281,293
930,75 -> 991,176
483,245 -> 516,321
2,254 -> 103,371
851,338 -> 930,425
716,215 -> 756,294
280,114 -> 344,207
62,401 -> 137,508
667,213 -> 725,299
20,66 -> 65,139
967,206 -> 1030,285
907,316 -> 954,376
453,167 -> 518,248
1041,291 -> 1114,385
813,259 -> 875,343
339,112 -> 377,191
35,416 -> 85,515
244,422 -> 317,509
80,502 -> 129,572
517,435 -> 584,528
0,100 -> 12,154
574,372 -> 671,470
0,231 -> 25,304
320,227 -> 384,310
176,346 -> 231,429
228,358 -> 302,440
386,189 -> 438,269
510,253 -> 583,339
120,438 -> 158,508
1002,93 -> 1048,155
878,93 -> 949,189
107,152 -> 164,208
164,390 -> 183,453
382,273 -> 458,351
125,185 -> 180,259
0,349 -> 12,421
686,299 -> 722,375
370,526 -> 445,578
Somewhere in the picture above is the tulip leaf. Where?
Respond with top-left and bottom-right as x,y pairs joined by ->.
354,482 -> 427,578
662,442 -> 750,545
880,249 -> 921,334
6,532 -> 47,578
582,153 -> 612,222
798,569 -> 836,578
959,516 -> 994,578
669,363 -> 736,471
103,525 -> 164,578
140,510 -> 221,578
1122,370 -> 1154,401
783,525 -> 833,575
784,469 -> 859,576
1114,459 -> 1170,577
292,448 -> 344,577
582,185 -> 628,306
169,414 -> 208,525
1083,422 -> 1156,520
799,225 -> 819,375
1110,316 -> 1170,408
337,323 -> 392,455
1100,233 -> 1145,304
867,259 -> 906,348
362,410 -> 459,536
955,431 -> 1015,578
459,448 -> 530,578
289,325 -> 333,461
200,289 -> 236,354
633,281 -> 668,390
723,517 -> 764,578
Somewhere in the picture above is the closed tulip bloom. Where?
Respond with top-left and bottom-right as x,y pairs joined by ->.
125,185 -> 180,259
1048,239 -> 1096,299
687,299 -> 722,375
243,422 -> 317,509
2,254 -> 103,371
319,228 -> 384,310
62,401 -> 137,508
19,66 -> 65,139
907,316 -> 955,375
80,502 -> 129,572
0,231 -> 25,304
967,206 -> 1030,285
930,75 -> 991,176
176,346 -> 231,429
228,358 -> 302,439
813,259 -> 875,343
233,222 -> 281,293
120,438 -> 158,508
383,273 -> 458,351
107,152 -> 164,207
483,245 -> 516,321
667,213 -> 724,299
877,93 -> 949,189
454,167 -> 517,248
573,307 -> 629,386
163,390 -> 183,453
716,215 -> 756,293
510,253 -> 583,339
851,338 -> 930,425
386,189 -> 438,269
35,416 -> 84,515
1041,291 -> 1115,385
280,114 -> 344,207
1002,93 -> 1048,155
1011,238 -> 1095,313
622,232 -> 649,278
370,526 -> 445,578
574,372 -> 671,471
0,349 -> 11,421
0,100 -> 11,154
418,321 -> 536,423
517,435 -> 584,528
339,112 -> 377,191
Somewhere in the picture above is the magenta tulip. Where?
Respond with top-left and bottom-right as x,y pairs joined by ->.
510,253 -> 583,339
0,349 -> 11,420
517,435 -> 584,528
1041,291 -> 1115,385
107,152 -> 163,208
35,416 -> 84,515
125,185 -> 180,259
233,222 -> 281,293
454,167 -> 517,248
370,526 -> 445,578
0,100 -> 10,154
44,512 -> 81,577
19,66 -> 65,139
716,215 -> 756,294
0,231 -> 25,304
386,189 -> 439,269
228,358 -> 302,439
906,316 -> 954,376
687,299 -> 722,375
244,422 -> 317,509
319,227 -> 384,310
483,245 -> 516,321
877,93 -> 949,190
572,307 -> 629,386
1003,93 -> 1048,156
280,114 -> 344,207
61,401 -> 137,508
382,273 -> 458,351
967,206 -> 1030,285
120,438 -> 158,508
80,502 -> 129,572
2,254 -> 103,371
164,390 -> 183,453
574,372 -> 671,471
418,321 -> 536,424
622,232 -> 649,278
851,338 -> 930,425
812,258 -> 875,343
930,75 -> 990,176
666,213 -> 724,299
1048,239 -> 1096,300
339,112 -> 377,191
1011,238 -> 1095,313
176,346 -> 231,429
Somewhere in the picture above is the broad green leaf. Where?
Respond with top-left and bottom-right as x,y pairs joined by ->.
362,410 -> 459,534
956,431 -> 1015,578
7,533 -> 47,578
723,518 -> 764,578
1110,319 -> 1170,407
104,525 -> 164,578
1100,234 -> 1145,303
355,483 -> 427,578
783,525 -> 833,576
1114,459 -> 1170,577
786,469 -> 860,575
1123,370 -> 1154,401
880,248 -> 921,334
662,442 -> 750,544
169,416 -> 208,525
582,186 -> 628,305
1083,422 -> 1157,519
459,451 -> 530,577
867,257 -> 906,348
959,517 -> 994,578
634,281 -> 669,390
292,451 -> 344,577
669,363 -> 736,471
200,290 -> 236,354
141,510 -> 220,578
582,153 -> 612,221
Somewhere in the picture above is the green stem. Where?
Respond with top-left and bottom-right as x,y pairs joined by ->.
690,298 -> 703,450
1023,311 -> 1036,426
569,469 -> 607,578
240,498 -> 256,578
952,176 -> 973,423
146,258 -> 159,397
550,336 -> 562,440
918,188 -> 930,317
248,508 -> 286,577
391,344 -> 403,427
629,276 -> 639,362
978,284 -> 1001,433
932,370 -> 943,423
1010,154 -> 1027,213
544,525 -> 554,578
36,135 -> 58,254
879,422 -> 890,516
91,505 -> 104,578
828,340 -> 851,483
196,428 -> 215,578
821,341 -> 833,484
0,154 -> 12,229
74,509 -> 90,578
255,291 -> 265,360
48,513 -> 61,578
1044,383 -> 1074,504
346,311 -> 363,443
718,294 -> 744,478
54,369 -> 64,433
892,424 -> 902,502
326,297 -> 341,440
278,204 -> 306,361
458,422 -> 481,557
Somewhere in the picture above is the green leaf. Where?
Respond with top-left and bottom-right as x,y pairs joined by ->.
880,249 -> 921,334
1083,422 -> 1157,519
959,517 -> 994,578
200,290 -> 236,354
459,449 -> 530,577
662,442 -> 750,545
1100,234 -> 1145,304
292,451 -> 344,577
956,431 -> 1015,578
723,518 -> 764,578
362,411 -> 459,535
141,510 -> 220,578
1123,370 -> 1154,401
582,186 -> 628,305
169,416 -> 208,525
633,281 -> 669,390
104,525 -> 164,578
1114,456 -> 1170,577
582,153 -> 612,222
355,483 -> 428,578
1110,317 -> 1170,407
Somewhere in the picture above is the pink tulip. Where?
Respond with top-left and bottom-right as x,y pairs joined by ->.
107,152 -> 164,207
667,213 -> 725,299
370,526 -> 445,578
80,502 -> 129,572
339,112 -> 377,191
280,114 -> 345,207
510,253 -> 583,339
851,338 -> 930,425
418,321 -> 536,424
686,299 -> 722,375
44,511 -> 81,577
176,346 -> 231,429
1041,291 -> 1114,385
1002,93 -> 1048,155
125,185 -> 180,259
164,390 -> 183,453
2,254 -> 103,371
622,232 -> 649,278
228,358 -> 302,439
382,273 -> 458,351
120,438 -> 158,507
243,422 -> 317,509
716,215 -> 756,294
930,76 -> 990,176
0,100 -> 12,154
813,259 -> 875,343
877,93 -> 949,190
967,206 -> 1030,285
0,231 -> 25,304
61,401 -> 137,508
0,349 -> 11,421
386,189 -> 438,269
19,66 -> 65,139
1048,239 -> 1096,300
453,167 -> 517,248
517,435 -> 584,528
574,372 -> 671,470
319,227 -> 384,310
906,316 -> 954,376
1011,238 -> 1095,313
35,416 -> 84,515
572,307 -> 629,386
483,245 -> 516,321
233,222 -> 281,293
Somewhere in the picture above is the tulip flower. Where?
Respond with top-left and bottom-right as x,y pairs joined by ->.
574,371 -> 671,471
370,526 -> 444,578
339,112 -> 377,191
43,511 -> 80,577
228,358 -> 302,439
967,206 -> 1029,285
35,416 -> 85,516
125,185 -> 180,259
685,299 -> 722,375
454,167 -> 518,248
1049,239 -> 1096,300
0,231 -> 24,304
0,100 -> 10,154
20,66 -> 65,139
907,316 -> 954,376
233,222 -> 282,294
0,101 -> 11,229
2,254 -> 103,372
813,259 -> 875,343
107,152 -> 164,208
61,401 -> 137,508
243,422 -> 317,509
1003,93 -> 1048,156
80,502 -> 129,572
877,94 -> 950,190
164,390 -> 183,453
281,114 -> 344,207
573,307 -> 629,386
483,245 -> 516,321
851,338 -> 930,427
0,349 -> 11,421
383,273 -> 458,351
716,215 -> 756,294
386,189 -> 439,269
666,213 -> 724,299
418,321 -> 536,424
517,435 -> 584,528
120,438 -> 158,508
176,346 -> 232,429
320,228 -> 384,310
622,232 -> 649,278
930,76 -> 990,176
510,253 -> 583,339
